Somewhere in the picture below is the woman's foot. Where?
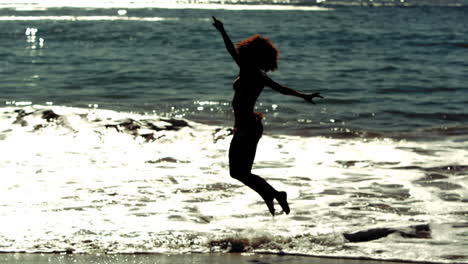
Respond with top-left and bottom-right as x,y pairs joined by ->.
276,191 -> 290,215
262,195 -> 275,216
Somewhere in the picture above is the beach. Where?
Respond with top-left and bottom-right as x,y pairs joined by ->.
0,253 -> 442,264
0,1 -> 467,263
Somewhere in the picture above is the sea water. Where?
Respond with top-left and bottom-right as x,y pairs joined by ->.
0,1 -> 467,263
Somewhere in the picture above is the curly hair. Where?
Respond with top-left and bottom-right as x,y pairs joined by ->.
236,34 -> 279,72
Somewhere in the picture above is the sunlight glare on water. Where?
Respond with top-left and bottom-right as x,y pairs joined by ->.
0,0 -> 332,10
0,16 -> 173,21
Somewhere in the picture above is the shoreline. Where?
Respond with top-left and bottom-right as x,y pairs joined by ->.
0,252 -> 450,264
1,104 -> 466,142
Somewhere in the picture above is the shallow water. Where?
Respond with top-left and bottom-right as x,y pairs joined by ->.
0,105 -> 467,262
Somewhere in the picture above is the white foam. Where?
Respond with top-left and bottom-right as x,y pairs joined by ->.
0,105 -> 467,262
0,0 -> 332,11
0,16 -> 174,21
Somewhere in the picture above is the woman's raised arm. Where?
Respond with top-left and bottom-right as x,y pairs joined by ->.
212,16 -> 240,67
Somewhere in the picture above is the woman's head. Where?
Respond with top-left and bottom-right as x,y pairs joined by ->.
236,34 -> 279,72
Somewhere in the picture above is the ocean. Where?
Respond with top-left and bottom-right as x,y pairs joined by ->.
0,0 -> 467,263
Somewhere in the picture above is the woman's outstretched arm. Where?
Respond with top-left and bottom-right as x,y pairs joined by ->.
265,76 -> 323,104
212,16 -> 240,66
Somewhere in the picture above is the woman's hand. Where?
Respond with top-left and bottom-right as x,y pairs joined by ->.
212,16 -> 224,31
254,112 -> 264,121
303,92 -> 324,104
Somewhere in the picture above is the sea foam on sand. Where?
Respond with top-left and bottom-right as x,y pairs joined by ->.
0,105 -> 467,263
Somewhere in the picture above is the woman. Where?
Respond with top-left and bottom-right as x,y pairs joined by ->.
213,17 -> 322,216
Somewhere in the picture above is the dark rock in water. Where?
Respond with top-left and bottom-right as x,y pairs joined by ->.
104,124 -> 120,132
399,224 -> 431,238
119,119 -> 141,131
105,118 -> 189,136
146,157 -> 189,164
33,124 -> 44,131
343,224 -> 431,242
212,128 -> 234,143
336,160 -> 360,168
343,228 -> 397,242
141,120 -> 164,132
156,157 -> 178,163
141,118 -> 189,132
14,109 -> 31,117
441,255 -> 468,261
208,235 -> 274,253
208,237 -> 252,253
42,110 -> 60,121
140,133 -> 155,141
105,119 -> 142,135
12,109 -> 32,126
160,118 -> 190,131
140,133 -> 164,142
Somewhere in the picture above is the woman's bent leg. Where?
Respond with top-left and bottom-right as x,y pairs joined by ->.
229,130 -> 279,215
232,173 -> 276,215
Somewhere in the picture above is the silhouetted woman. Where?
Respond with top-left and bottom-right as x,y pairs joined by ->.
213,17 -> 322,216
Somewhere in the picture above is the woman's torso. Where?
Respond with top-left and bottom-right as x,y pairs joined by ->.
232,69 -> 265,130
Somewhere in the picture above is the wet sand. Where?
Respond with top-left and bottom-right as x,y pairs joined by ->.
0,253 -> 436,264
